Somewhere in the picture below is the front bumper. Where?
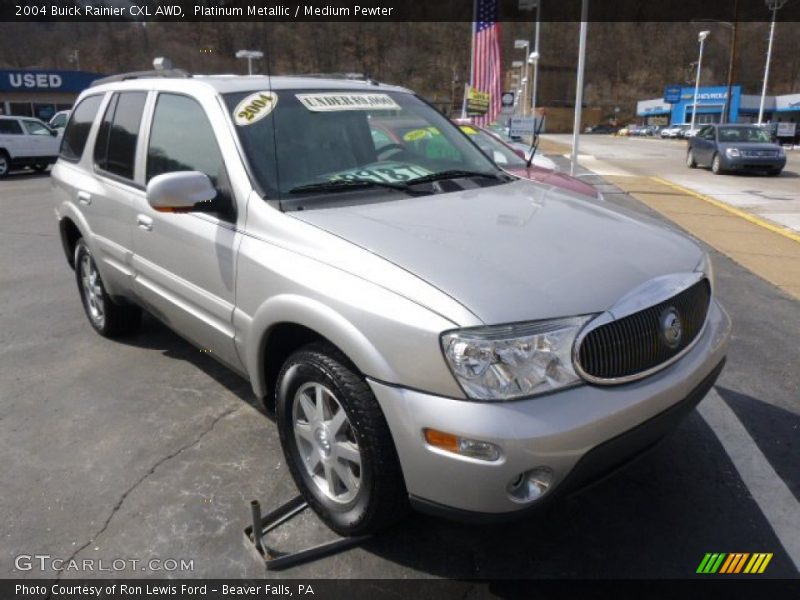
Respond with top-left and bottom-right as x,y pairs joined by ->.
368,298 -> 731,518
721,154 -> 786,171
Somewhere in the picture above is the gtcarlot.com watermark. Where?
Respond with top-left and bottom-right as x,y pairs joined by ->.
14,554 -> 194,573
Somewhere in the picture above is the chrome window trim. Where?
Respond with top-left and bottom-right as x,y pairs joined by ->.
572,272 -> 709,386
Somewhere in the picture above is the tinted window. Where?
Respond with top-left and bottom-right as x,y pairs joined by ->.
0,119 -> 23,135
60,95 -> 103,161
95,92 -> 147,180
23,120 -> 51,136
147,94 -> 226,186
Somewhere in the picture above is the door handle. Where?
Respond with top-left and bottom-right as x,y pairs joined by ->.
136,214 -> 153,232
77,191 -> 92,205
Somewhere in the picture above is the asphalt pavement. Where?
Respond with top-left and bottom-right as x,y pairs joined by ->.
1,162 -> 798,581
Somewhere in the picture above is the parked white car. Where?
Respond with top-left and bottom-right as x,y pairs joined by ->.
0,116 -> 61,176
49,110 -> 72,131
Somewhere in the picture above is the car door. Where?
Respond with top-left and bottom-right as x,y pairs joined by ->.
21,119 -> 59,158
131,92 -> 243,372
693,126 -> 713,164
78,91 -> 148,295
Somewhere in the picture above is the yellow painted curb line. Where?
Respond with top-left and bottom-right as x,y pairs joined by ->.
650,176 -> 800,245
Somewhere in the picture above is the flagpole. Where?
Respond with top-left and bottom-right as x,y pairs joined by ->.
463,0 -> 478,118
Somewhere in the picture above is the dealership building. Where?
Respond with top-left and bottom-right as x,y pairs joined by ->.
0,69 -> 102,122
636,85 -> 800,127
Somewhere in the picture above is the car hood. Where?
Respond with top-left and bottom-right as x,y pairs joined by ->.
291,180 -> 703,324
719,142 -> 780,152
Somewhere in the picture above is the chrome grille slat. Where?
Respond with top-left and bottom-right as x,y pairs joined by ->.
576,280 -> 711,382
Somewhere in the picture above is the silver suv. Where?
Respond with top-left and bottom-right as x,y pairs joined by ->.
52,73 -> 731,535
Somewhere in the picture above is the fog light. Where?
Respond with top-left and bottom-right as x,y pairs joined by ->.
423,428 -> 501,461
507,467 -> 554,503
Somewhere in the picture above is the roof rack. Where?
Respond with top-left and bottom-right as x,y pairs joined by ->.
90,69 -> 191,87
301,72 -> 380,85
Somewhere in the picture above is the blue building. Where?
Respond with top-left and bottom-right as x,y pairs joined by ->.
636,85 -> 800,127
0,69 -> 102,121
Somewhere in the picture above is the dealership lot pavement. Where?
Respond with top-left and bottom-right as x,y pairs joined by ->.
544,133 -> 800,234
1,167 -> 798,580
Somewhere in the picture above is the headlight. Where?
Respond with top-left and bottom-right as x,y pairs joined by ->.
441,316 -> 593,401
725,147 -> 740,158
696,252 -> 715,292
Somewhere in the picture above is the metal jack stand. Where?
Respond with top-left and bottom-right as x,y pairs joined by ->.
244,497 -> 371,571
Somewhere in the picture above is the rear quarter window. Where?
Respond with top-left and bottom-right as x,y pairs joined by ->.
0,119 -> 23,135
60,95 -> 103,162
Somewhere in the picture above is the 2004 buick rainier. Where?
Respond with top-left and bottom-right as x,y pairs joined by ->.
52,72 -> 731,536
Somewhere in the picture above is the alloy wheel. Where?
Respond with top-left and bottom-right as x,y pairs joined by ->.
292,382 -> 362,504
80,254 -> 105,328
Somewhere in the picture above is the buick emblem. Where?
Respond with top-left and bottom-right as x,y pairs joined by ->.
660,307 -> 683,349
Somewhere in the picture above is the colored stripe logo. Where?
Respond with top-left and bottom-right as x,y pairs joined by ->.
696,552 -> 773,574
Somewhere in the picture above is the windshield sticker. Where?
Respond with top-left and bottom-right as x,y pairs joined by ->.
296,93 -> 401,112
402,127 -> 440,142
328,162 -> 431,184
234,91 -> 278,126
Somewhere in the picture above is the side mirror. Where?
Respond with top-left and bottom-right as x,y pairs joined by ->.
146,171 -> 217,213
50,129 -> 58,136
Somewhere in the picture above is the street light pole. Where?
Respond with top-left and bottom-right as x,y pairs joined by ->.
690,31 -> 710,132
235,49 -> 264,75
758,0 -> 786,125
569,0 -> 588,177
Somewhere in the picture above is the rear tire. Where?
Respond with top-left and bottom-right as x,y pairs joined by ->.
275,342 -> 408,536
711,154 -> 723,175
74,239 -> 141,337
686,149 -> 697,168
0,151 -> 9,178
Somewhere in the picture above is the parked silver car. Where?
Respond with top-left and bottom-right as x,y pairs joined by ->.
51,73 -> 731,535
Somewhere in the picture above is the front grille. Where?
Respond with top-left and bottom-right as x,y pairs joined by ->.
741,150 -> 777,158
576,279 -> 711,382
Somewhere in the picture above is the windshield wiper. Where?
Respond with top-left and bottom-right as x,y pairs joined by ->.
289,179 -> 414,194
406,170 -> 504,186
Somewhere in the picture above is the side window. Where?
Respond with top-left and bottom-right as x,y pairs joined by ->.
60,95 -> 103,161
0,119 -> 23,135
147,94 -> 227,187
94,92 -> 147,181
22,120 -> 51,136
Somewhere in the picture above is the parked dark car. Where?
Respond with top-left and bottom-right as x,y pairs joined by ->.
584,124 -> 618,134
687,124 -> 787,175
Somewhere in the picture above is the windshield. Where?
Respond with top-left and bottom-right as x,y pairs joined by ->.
224,89 -> 501,203
459,125 -> 527,168
718,126 -> 772,143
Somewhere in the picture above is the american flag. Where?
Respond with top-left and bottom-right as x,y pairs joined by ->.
472,0 -> 502,126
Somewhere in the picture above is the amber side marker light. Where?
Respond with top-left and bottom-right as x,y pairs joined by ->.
423,428 -> 501,462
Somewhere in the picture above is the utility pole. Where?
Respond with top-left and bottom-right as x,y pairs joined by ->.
569,0 -> 588,177
758,0 -> 787,124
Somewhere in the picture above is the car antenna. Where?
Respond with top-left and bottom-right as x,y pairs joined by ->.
525,114 -> 545,168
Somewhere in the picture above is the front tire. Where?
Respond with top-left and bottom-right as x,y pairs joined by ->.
74,239 -> 141,337
275,342 -> 408,536
711,153 -> 724,175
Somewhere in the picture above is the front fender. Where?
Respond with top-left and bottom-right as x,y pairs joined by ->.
243,294 -> 398,399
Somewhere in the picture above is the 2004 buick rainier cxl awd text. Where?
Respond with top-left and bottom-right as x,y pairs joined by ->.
52,73 -> 731,535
